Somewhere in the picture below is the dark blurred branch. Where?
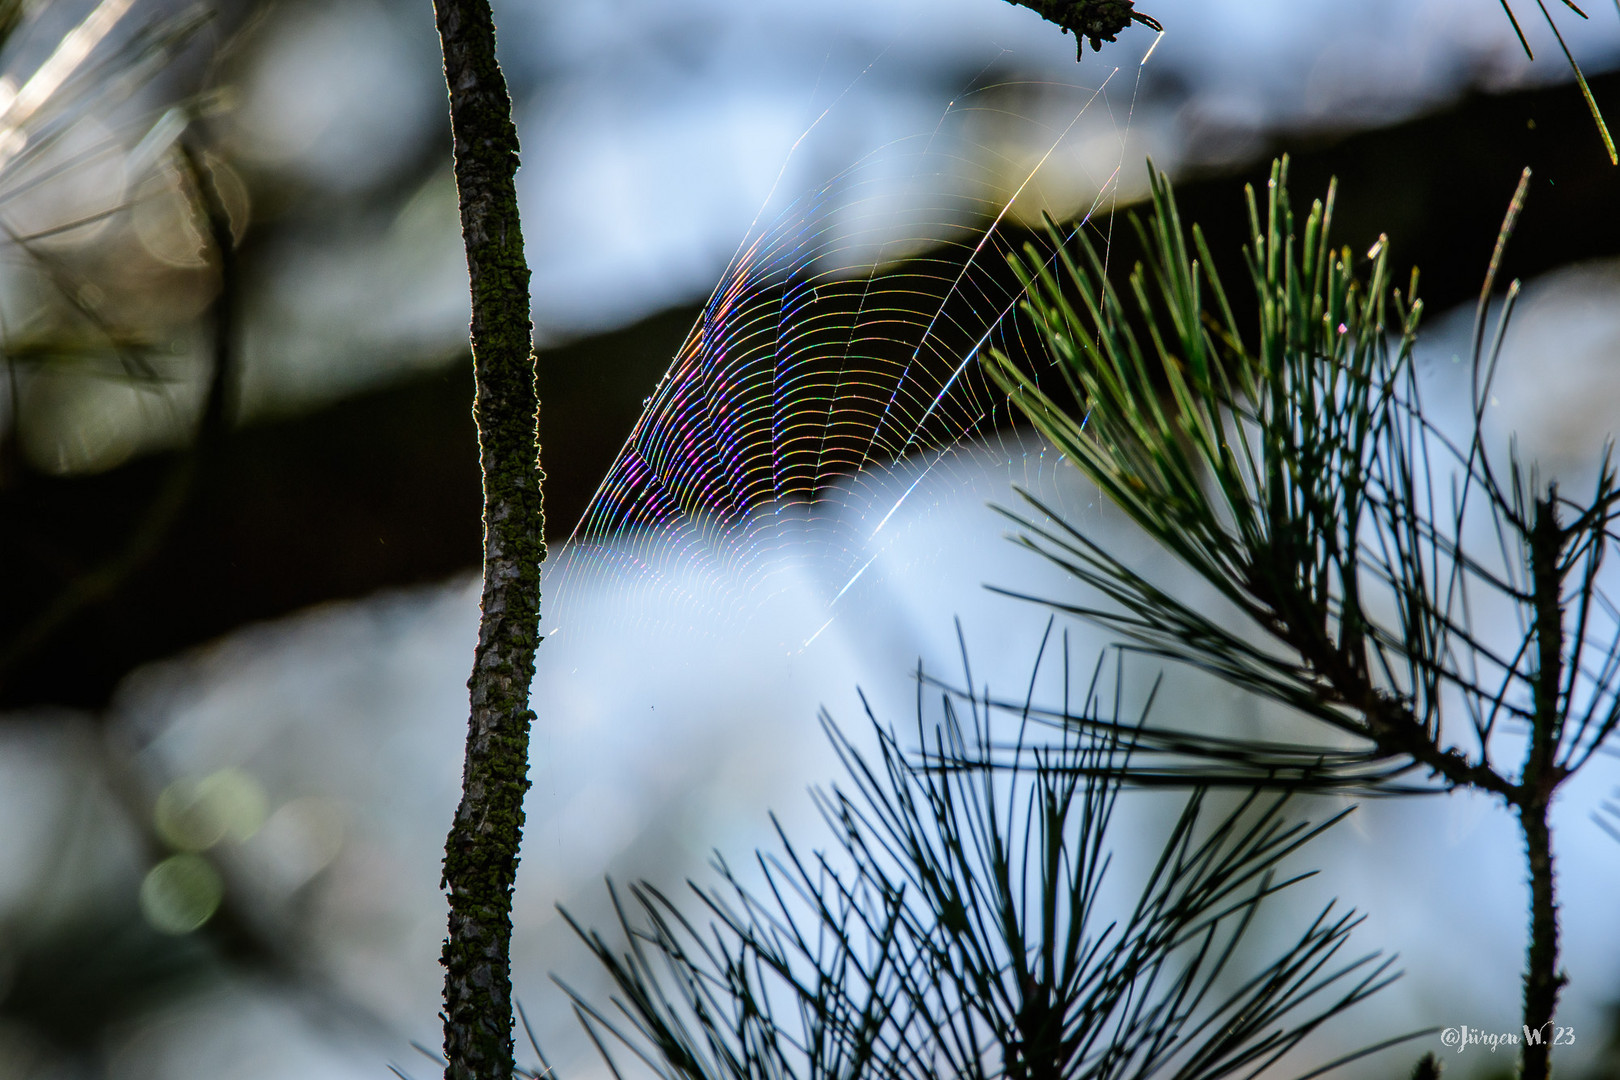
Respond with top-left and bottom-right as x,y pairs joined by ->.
182,140 -> 241,447
430,0 -> 545,1077
2,68 -> 1618,710
0,136 -> 238,691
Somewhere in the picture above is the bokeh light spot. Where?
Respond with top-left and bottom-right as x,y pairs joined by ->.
153,768 -> 268,851
138,854 -> 224,935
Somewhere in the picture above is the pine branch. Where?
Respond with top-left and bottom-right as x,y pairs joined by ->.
555,648 -> 1417,1080
987,157 -> 1620,1080
432,1 -> 546,1077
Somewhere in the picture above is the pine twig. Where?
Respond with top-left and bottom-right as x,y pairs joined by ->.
1518,491 -> 1570,1080
431,1 -> 546,1078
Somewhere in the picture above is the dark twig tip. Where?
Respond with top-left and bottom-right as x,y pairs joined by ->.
1411,1051 -> 1442,1080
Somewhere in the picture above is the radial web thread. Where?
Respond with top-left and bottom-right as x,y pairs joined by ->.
549,71 -> 1153,646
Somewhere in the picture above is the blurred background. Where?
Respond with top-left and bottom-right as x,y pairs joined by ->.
2,0 -> 1620,1076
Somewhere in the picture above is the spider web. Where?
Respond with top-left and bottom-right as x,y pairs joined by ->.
547,54 -> 1159,650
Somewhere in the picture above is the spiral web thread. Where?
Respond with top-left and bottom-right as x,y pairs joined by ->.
549,66 -> 1153,647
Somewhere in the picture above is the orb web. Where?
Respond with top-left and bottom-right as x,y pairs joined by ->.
548,65 -> 1156,648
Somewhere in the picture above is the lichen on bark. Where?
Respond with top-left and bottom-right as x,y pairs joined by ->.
431,0 -> 545,1077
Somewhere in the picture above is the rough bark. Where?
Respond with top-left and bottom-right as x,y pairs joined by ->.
431,1 -> 545,1077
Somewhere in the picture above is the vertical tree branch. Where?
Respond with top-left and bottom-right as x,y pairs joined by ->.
1519,490 -> 1568,1080
432,1 -> 545,1078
